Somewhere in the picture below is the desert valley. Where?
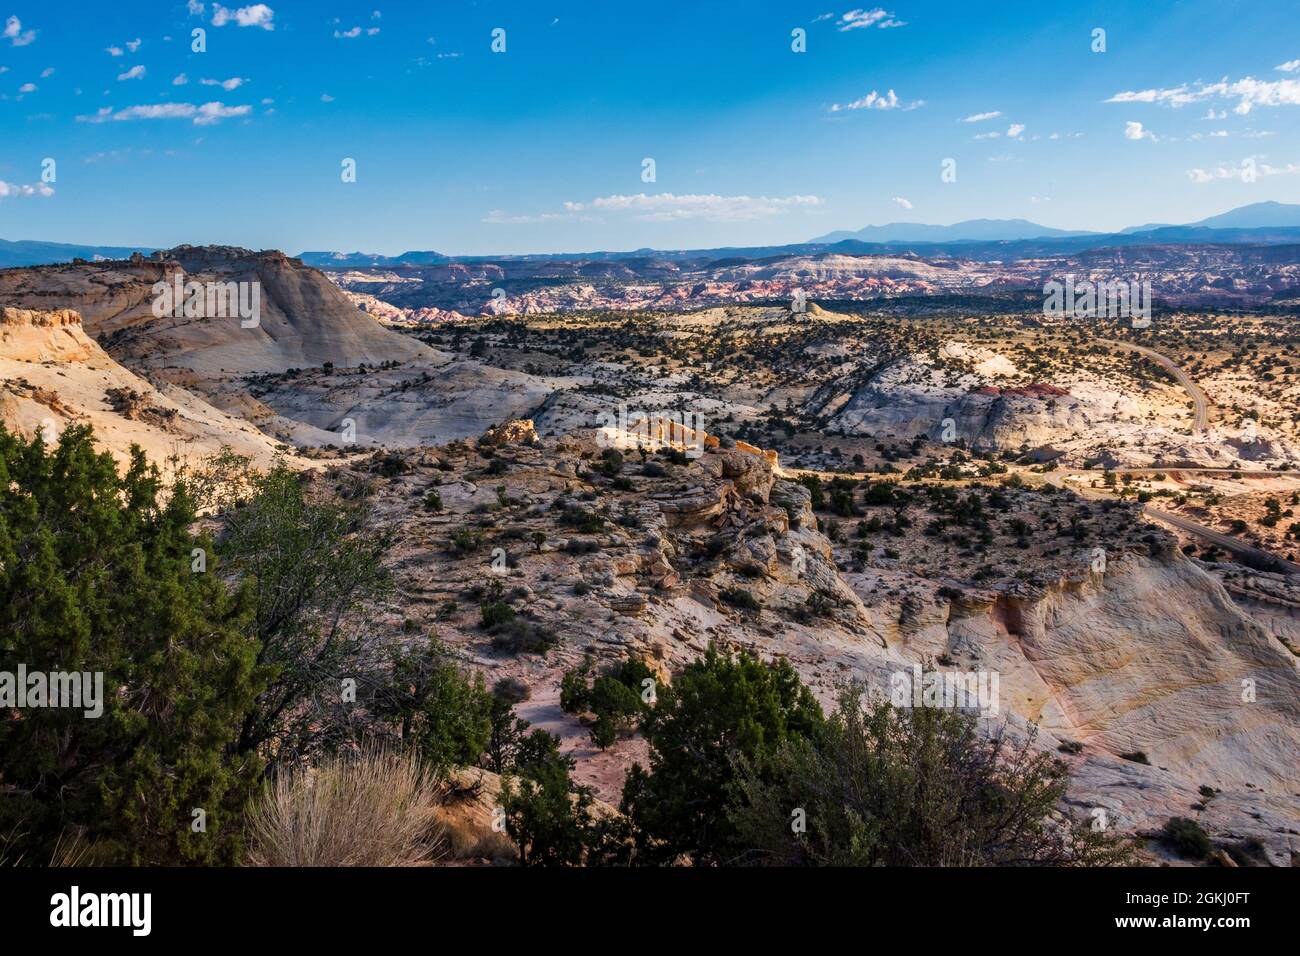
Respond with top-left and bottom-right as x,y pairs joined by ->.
3,230 -> 1299,870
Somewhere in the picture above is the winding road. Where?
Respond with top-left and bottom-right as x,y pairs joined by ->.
1098,339 -> 1209,434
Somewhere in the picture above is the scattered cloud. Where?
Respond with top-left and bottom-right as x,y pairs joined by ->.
3,15 -> 36,46
76,101 -> 252,125
334,25 -> 379,38
126,38 -> 141,52
212,3 -> 274,30
482,210 -> 573,225
567,192 -> 824,222
200,76 -> 246,90
39,66 -> 52,77
829,88 -> 923,111
1006,123 -> 1025,138
106,45 -> 123,56
488,193 -> 825,225
1276,59 -> 1300,73
1186,157 -> 1299,183
18,81 -> 34,92
974,131 -> 1000,139
117,65 -> 146,81
1107,76 -> 1300,115
961,110 -> 1001,123
173,73 -> 189,85
1124,120 -> 1155,141
0,179 -> 54,198
187,0 -> 205,15
319,93 -> 334,102
837,8 -> 906,31
891,196 -> 912,210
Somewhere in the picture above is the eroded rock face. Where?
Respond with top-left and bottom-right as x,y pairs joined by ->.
0,248 -> 438,374
0,307 -> 96,362
0,306 -> 304,469
351,427 -> 1300,859
483,418 -> 540,447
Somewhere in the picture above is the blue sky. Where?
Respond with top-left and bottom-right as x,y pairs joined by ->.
1,0 -> 1298,255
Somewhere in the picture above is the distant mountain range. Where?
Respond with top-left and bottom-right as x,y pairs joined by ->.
809,218 -> 1099,244
297,250 -> 451,268
810,202 -> 1300,244
0,238 -> 156,269
2,203 -> 1300,270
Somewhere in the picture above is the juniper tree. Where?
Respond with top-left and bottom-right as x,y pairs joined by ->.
0,425 -> 262,865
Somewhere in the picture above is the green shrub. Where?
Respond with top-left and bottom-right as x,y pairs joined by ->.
501,734 -> 595,866
0,425 -> 262,865
721,587 -> 761,611
1160,817 -> 1212,860
729,689 -> 1130,866
619,646 -> 823,865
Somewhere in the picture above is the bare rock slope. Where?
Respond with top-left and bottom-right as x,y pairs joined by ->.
0,306 -> 296,467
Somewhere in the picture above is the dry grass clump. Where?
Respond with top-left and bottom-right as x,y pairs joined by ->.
245,745 -> 446,866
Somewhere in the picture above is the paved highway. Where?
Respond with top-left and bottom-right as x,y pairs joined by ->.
1099,339 -> 1209,434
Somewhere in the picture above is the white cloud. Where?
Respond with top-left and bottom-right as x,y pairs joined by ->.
188,0 -> 205,15
1276,59 -> 1300,73
212,3 -> 274,29
484,193 -> 828,226
829,88 -> 923,112
1124,120 -> 1154,141
974,131 -> 1000,140
961,110 -> 1001,122
1186,157 -> 1300,183
194,101 -> 251,124
1108,76 -> 1300,115
892,196 -> 912,210
106,45 -> 123,56
126,38 -> 141,52
334,26 -> 360,38
18,81 -> 34,92
0,179 -> 54,199
1006,123 -> 1025,138
76,101 -> 251,125
320,93 -> 334,102
39,66 -> 52,77
482,210 -> 572,225
837,8 -> 906,31
173,73 -> 189,85
200,76 -> 246,90
117,65 -> 146,81
3,15 -> 36,46
566,192 -> 824,222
